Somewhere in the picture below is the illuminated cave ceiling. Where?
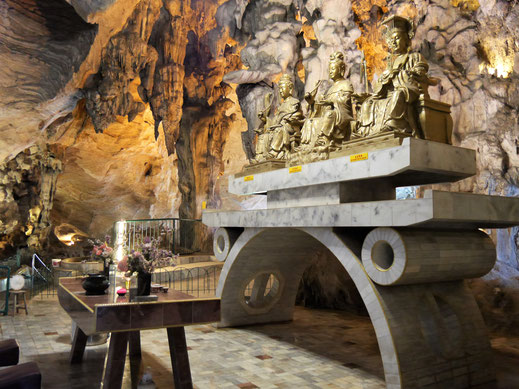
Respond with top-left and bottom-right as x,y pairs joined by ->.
0,0 -> 518,259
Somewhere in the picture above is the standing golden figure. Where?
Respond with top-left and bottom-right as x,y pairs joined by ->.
357,16 -> 429,137
252,92 -> 274,163
292,52 -> 355,164
253,74 -> 303,163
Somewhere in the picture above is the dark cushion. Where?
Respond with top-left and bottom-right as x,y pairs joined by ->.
0,339 -> 19,366
0,362 -> 41,389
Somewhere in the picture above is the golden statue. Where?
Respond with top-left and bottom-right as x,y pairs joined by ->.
292,52 -> 355,164
253,75 -> 303,163
252,92 -> 274,163
357,16 -> 429,137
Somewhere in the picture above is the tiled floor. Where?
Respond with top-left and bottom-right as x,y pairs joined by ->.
0,295 -> 518,389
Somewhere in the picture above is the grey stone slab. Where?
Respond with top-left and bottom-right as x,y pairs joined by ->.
267,179 -> 397,208
203,190 -> 519,229
267,183 -> 341,208
229,138 -> 476,195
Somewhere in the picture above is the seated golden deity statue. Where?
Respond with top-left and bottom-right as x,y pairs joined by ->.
293,51 -> 354,163
253,75 -> 303,163
357,16 -> 429,137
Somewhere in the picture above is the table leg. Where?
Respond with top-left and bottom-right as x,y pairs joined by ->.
167,327 -> 193,389
129,331 -> 142,388
102,332 -> 129,389
129,331 -> 141,359
70,325 -> 88,364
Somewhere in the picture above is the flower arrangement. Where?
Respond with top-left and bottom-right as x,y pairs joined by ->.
88,236 -> 114,267
117,236 -> 177,275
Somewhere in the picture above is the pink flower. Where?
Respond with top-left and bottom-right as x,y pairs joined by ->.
117,257 -> 128,272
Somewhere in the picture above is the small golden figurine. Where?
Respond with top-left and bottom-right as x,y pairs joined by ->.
252,75 -> 303,163
292,51 -> 355,164
357,16 -> 429,137
252,92 -> 274,163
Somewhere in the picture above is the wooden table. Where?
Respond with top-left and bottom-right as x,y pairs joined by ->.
58,277 -> 220,389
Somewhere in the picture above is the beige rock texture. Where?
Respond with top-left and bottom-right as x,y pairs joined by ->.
0,0 -> 248,255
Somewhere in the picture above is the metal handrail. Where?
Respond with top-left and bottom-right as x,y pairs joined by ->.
114,218 -> 203,255
31,253 -> 51,289
0,266 -> 10,316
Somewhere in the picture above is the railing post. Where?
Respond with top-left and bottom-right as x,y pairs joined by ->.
31,254 -> 35,295
0,266 -> 10,316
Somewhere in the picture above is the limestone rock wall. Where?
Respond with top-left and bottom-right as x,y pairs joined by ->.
0,0 -> 248,255
0,0 -> 97,161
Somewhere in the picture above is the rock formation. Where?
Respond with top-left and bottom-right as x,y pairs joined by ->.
0,146 -> 61,254
0,0 -> 248,256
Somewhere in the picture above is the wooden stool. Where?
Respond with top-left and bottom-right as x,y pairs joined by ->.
10,290 -> 28,315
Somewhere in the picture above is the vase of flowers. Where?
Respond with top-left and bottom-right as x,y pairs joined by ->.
89,236 -> 115,276
117,236 -> 177,296
137,272 -> 152,296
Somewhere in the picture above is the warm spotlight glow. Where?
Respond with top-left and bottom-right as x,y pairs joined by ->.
352,0 -> 389,82
451,0 -> 480,12
114,220 -> 126,262
479,38 -> 514,79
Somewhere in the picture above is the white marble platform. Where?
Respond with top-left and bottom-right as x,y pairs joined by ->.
202,190 -> 519,229
229,138 -> 476,195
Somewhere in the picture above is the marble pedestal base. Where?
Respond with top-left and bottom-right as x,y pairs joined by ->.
216,227 -> 494,389
205,139 -> 519,389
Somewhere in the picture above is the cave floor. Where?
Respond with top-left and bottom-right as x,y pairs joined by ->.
0,295 -> 518,389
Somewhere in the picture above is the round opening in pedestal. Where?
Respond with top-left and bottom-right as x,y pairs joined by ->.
371,240 -> 394,270
243,273 -> 281,311
216,235 -> 226,254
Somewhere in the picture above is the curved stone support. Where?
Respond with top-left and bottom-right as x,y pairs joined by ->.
361,228 -> 496,285
217,227 -> 495,389
213,227 -> 244,262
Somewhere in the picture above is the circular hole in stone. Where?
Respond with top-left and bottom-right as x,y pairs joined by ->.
371,240 -> 394,270
243,273 -> 281,309
216,235 -> 225,254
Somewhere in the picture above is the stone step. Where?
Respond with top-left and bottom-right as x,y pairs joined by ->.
228,138 -> 476,197
203,189 -> 519,230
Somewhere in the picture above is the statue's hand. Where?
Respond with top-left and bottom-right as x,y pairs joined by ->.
316,94 -> 330,105
258,110 -> 267,120
353,93 -> 370,104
